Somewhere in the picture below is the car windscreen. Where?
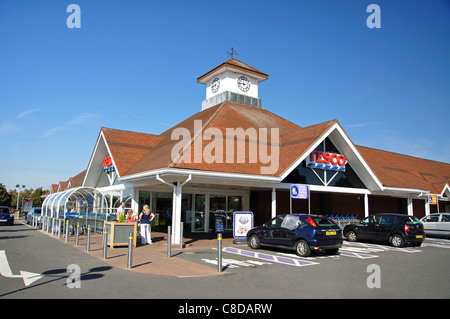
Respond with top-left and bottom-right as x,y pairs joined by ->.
0,207 -> 10,214
34,208 -> 42,215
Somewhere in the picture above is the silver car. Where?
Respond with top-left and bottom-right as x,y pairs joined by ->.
420,213 -> 450,238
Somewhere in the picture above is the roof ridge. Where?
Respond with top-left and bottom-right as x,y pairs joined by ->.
102,126 -> 160,137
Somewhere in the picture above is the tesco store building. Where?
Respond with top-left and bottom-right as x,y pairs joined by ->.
42,58 -> 450,244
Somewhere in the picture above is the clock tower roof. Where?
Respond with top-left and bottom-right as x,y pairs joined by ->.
197,58 -> 269,84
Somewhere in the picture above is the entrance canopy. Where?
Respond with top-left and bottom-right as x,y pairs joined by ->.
42,187 -> 108,219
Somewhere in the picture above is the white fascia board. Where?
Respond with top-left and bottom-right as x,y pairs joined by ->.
440,184 -> 450,198
119,167 -> 281,184
275,182 -> 371,194
378,186 -> 430,197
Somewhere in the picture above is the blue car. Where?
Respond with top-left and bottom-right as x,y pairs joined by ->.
0,206 -> 14,226
247,214 -> 343,257
26,207 -> 42,224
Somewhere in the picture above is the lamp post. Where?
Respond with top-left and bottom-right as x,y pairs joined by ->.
15,184 -> 26,211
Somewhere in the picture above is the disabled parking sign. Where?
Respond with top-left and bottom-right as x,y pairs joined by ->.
291,184 -> 309,199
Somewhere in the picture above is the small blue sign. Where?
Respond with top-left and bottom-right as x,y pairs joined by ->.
291,184 -> 309,199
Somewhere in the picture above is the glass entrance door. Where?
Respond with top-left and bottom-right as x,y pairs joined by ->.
192,194 -> 206,232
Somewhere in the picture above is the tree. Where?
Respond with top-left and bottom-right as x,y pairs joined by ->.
0,183 -> 12,206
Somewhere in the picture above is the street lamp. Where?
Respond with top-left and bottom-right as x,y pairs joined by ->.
15,184 -> 26,211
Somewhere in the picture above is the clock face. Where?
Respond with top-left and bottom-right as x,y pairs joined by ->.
211,77 -> 220,93
237,76 -> 250,92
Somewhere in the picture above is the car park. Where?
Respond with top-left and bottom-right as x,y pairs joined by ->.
247,214 -> 343,257
420,213 -> 450,238
343,213 -> 424,247
26,207 -> 42,224
0,206 -> 14,225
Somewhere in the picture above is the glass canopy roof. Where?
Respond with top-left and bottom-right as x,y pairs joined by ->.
41,187 -> 108,219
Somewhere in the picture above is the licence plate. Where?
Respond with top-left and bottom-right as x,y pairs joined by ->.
416,235 -> 423,239
326,231 -> 336,235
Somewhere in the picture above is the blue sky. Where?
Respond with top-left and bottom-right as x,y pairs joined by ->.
0,0 -> 449,191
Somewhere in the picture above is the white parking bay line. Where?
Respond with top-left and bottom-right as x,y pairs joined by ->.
222,247 -> 319,267
344,241 -> 421,253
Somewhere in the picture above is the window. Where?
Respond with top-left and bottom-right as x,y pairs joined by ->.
379,215 -> 394,225
424,215 -> 439,222
441,214 -> 450,222
402,216 -> 420,224
265,216 -> 284,228
281,215 -> 301,230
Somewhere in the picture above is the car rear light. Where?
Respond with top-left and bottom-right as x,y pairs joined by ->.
305,217 -> 317,227
404,225 -> 410,232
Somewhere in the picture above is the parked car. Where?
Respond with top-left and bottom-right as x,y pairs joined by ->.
26,207 -> 42,224
420,213 -> 450,238
0,206 -> 14,225
247,214 -> 343,257
343,213 -> 424,247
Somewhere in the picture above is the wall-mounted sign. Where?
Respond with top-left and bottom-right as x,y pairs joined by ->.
291,184 -> 309,199
428,195 -> 437,205
306,150 -> 347,172
233,212 -> 254,239
102,156 -> 115,172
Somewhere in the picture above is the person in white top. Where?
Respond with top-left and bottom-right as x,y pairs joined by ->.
117,202 -> 126,221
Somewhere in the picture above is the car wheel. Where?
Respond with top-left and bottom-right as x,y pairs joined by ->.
390,234 -> 404,248
295,240 -> 311,257
346,230 -> 358,242
249,234 -> 261,249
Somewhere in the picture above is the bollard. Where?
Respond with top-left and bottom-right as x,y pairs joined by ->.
167,226 -> 171,258
102,228 -> 108,259
65,221 -> 69,242
86,225 -> 91,252
180,222 -> 184,250
58,220 -> 62,238
217,233 -> 223,273
51,219 -> 55,236
127,232 -> 133,269
75,222 -> 80,246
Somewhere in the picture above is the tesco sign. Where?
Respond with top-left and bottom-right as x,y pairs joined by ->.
306,151 -> 347,172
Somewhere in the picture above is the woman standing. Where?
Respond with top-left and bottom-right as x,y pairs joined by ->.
139,205 -> 155,245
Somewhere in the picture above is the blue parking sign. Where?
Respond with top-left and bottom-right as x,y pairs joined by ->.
291,184 -> 309,199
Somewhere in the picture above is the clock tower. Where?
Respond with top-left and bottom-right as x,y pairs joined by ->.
197,58 -> 269,110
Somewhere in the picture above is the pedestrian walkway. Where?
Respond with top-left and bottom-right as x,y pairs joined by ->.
38,225 -> 235,277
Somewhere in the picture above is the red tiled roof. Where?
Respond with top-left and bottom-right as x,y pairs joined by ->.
197,58 -> 269,83
69,170 -> 86,188
124,102 -> 301,176
81,102 -> 449,195
51,184 -> 59,194
357,145 -> 450,193
101,127 -> 163,177
59,180 -> 69,191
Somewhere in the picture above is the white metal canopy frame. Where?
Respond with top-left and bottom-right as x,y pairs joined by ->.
41,187 -> 108,220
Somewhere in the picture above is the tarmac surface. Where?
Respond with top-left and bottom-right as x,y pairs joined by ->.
34,223 -> 237,277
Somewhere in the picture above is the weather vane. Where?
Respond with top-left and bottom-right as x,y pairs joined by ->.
227,47 -> 238,59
